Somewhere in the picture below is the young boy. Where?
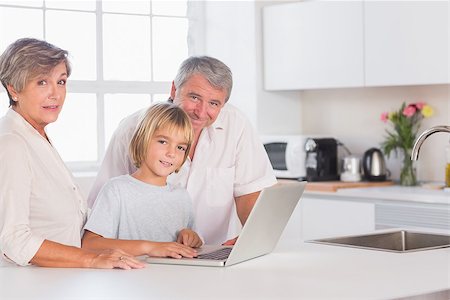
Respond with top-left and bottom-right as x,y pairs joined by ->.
82,103 -> 202,259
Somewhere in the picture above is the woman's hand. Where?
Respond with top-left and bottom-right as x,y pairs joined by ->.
82,231 -> 198,260
87,249 -> 146,270
145,241 -> 198,259
177,228 -> 203,248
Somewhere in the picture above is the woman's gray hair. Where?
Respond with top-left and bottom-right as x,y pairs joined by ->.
0,38 -> 71,106
174,56 -> 233,102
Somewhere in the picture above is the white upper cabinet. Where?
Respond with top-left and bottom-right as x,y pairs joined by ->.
263,1 -> 364,90
263,1 -> 449,91
364,1 -> 449,87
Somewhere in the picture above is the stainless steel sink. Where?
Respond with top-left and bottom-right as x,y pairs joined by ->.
308,230 -> 450,253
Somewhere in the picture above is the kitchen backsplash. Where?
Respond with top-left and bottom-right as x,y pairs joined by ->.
299,84 -> 449,183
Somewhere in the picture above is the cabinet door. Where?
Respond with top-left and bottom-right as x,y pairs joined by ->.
300,197 -> 375,241
263,1 -> 364,90
365,1 -> 449,86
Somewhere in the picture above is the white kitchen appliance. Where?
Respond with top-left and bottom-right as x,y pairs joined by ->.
260,135 -> 312,179
340,155 -> 362,182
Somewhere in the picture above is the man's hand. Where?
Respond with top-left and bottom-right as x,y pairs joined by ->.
177,229 -> 203,248
222,236 -> 238,246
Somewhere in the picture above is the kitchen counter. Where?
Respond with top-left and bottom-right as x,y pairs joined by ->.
0,239 -> 448,300
278,179 -> 449,205
301,182 -> 450,206
334,185 -> 450,205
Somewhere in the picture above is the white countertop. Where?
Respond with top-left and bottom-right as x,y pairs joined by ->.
305,184 -> 450,205
1,239 -> 449,300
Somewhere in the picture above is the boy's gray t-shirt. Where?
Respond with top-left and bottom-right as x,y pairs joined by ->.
84,174 -> 194,242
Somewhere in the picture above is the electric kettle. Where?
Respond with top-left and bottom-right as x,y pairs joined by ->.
362,148 -> 388,181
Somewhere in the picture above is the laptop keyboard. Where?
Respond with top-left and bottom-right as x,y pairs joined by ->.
196,247 -> 232,260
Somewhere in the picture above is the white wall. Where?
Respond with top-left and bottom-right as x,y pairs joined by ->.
189,0 -> 302,133
189,1 -> 258,125
300,85 -> 450,182
255,0 -> 303,134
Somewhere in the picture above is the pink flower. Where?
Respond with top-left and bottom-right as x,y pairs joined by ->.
415,102 -> 425,110
380,112 -> 389,122
402,105 -> 416,117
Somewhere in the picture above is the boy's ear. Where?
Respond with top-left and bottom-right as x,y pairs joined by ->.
170,81 -> 176,99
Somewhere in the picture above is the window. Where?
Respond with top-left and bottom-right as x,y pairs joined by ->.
0,1 -> 189,171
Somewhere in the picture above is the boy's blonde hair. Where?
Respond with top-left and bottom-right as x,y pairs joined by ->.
129,102 -> 193,172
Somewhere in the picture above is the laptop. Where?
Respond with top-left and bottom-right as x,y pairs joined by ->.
146,181 -> 306,267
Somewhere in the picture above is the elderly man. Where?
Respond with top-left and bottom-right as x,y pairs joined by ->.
88,56 -> 277,245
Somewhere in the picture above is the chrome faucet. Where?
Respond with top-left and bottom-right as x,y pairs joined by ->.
411,125 -> 450,160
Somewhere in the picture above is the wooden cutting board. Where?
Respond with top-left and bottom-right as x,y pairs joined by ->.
305,181 -> 394,192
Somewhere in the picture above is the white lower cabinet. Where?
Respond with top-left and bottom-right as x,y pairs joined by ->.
299,195 -> 375,241
294,193 -> 450,242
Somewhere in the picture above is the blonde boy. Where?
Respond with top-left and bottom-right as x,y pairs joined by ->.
82,103 -> 202,259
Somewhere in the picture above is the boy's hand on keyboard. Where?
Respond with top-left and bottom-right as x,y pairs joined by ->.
177,229 -> 203,248
146,242 -> 197,259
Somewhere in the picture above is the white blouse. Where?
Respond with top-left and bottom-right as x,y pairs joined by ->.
0,109 -> 87,266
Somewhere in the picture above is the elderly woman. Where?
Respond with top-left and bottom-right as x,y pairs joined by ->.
0,38 -> 144,269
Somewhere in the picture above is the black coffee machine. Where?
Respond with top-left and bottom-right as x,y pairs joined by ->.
304,138 -> 340,181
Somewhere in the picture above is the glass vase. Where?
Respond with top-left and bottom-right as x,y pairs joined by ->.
400,148 -> 417,186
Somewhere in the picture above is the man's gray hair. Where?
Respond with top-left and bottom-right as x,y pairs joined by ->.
0,38 -> 71,106
174,56 -> 233,102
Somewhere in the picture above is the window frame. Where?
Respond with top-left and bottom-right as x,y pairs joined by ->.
0,1 -> 192,173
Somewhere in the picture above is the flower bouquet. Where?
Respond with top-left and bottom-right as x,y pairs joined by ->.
380,102 -> 434,186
